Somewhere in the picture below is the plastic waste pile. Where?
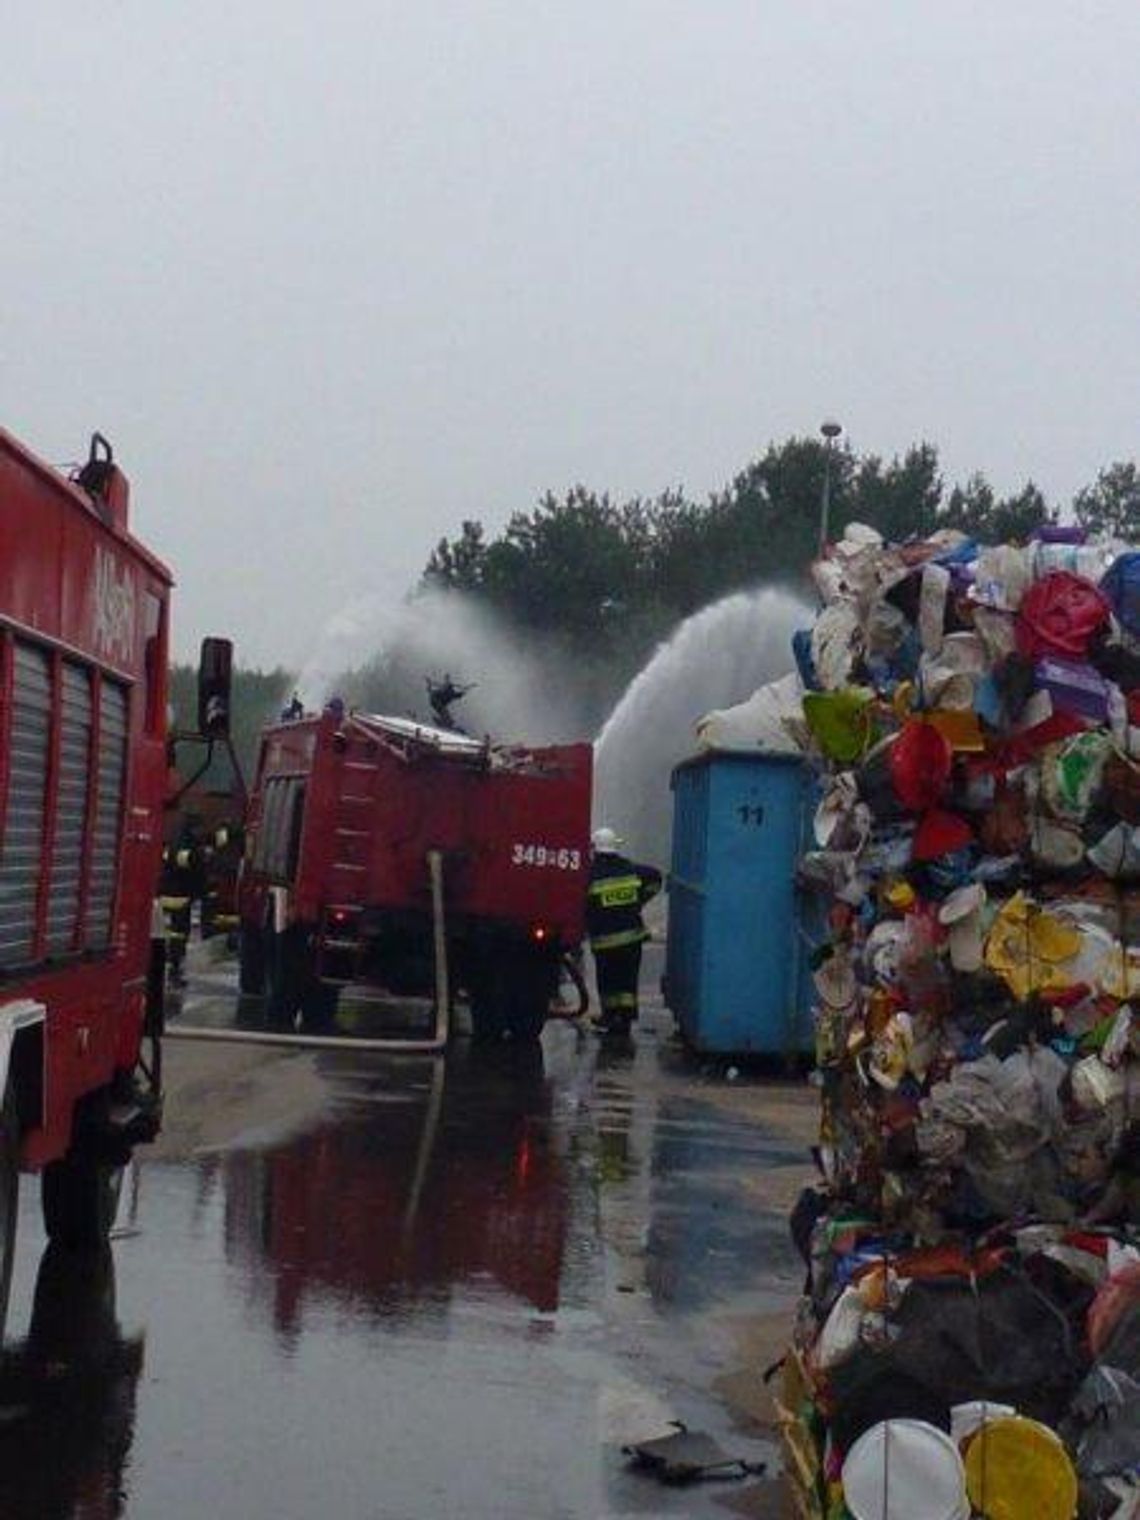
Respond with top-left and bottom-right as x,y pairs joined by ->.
777,525 -> 1140,1520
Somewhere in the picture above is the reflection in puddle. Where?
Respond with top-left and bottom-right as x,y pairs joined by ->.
221,1044 -> 571,1341
0,1000 -> 801,1519
0,1245 -> 143,1519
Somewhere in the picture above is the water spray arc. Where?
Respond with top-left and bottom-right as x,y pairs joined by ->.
592,587 -> 809,864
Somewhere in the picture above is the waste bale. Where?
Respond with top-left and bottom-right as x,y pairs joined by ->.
779,517 -> 1140,1505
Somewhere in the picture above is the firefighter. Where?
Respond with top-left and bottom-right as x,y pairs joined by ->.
199,820 -> 243,943
427,674 -> 472,731
159,819 -> 207,987
586,827 -> 662,1038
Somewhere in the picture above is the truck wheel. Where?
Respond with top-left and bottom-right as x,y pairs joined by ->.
505,1004 -> 546,1042
41,1153 -> 123,1248
466,963 -> 504,1043
238,919 -> 266,995
300,978 -> 339,1033
265,926 -> 302,1027
503,955 -> 557,1042
0,1087 -> 19,1333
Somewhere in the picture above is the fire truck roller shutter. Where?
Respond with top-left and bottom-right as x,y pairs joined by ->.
86,681 -> 129,949
46,662 -> 93,955
0,644 -> 128,969
0,645 -> 51,964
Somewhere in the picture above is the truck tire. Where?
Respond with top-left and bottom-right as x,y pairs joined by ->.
0,1086 -> 19,1333
300,978 -> 339,1033
505,1001 -> 546,1042
466,961 -> 505,1043
503,953 -> 558,1042
41,1152 -> 123,1249
265,925 -> 301,1027
238,919 -> 266,995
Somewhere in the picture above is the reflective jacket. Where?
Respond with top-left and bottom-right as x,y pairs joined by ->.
159,835 -> 207,902
586,852 -> 662,952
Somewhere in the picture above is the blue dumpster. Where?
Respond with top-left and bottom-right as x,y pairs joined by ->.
664,750 -> 815,1057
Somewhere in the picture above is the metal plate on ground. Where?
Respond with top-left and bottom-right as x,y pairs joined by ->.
623,1426 -> 766,1485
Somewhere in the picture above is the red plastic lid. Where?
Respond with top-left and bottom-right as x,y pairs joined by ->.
1016,571 -> 1111,659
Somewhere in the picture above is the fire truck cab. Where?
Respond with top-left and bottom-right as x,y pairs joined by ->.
0,428 -> 193,1325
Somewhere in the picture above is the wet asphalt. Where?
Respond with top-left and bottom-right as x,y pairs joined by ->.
0,949 -> 808,1519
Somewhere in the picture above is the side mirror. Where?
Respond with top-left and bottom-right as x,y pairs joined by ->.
197,637 -> 233,736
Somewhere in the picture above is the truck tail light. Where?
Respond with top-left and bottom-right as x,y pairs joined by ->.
326,905 -> 360,936
530,924 -> 549,943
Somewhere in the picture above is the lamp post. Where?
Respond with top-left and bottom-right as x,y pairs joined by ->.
819,419 -> 842,552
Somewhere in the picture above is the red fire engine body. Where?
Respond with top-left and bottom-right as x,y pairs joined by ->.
237,710 -> 592,1039
0,428 -> 170,1304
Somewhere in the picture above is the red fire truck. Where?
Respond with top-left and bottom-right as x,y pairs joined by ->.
236,709 -> 592,1040
0,428 -> 214,1323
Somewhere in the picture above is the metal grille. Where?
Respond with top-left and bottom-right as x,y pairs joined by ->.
87,678 -> 128,948
45,661 -> 93,955
0,643 -> 51,966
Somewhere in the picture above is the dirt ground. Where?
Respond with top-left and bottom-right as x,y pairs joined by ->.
691,1075 -> 818,1517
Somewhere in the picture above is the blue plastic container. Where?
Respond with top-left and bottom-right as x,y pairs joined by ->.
665,751 -> 815,1057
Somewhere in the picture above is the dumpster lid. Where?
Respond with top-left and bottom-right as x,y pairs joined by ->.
671,747 -> 807,781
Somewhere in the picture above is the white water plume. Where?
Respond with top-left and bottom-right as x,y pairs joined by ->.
592,586 -> 810,865
297,589 -> 595,743
297,584 -> 809,864
296,593 -> 394,712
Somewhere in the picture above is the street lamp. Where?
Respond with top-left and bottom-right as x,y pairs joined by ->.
818,419 -> 843,552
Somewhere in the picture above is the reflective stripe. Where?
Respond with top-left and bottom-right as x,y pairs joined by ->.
591,927 -> 648,952
160,896 -> 191,910
587,874 -> 641,909
601,991 -> 637,1011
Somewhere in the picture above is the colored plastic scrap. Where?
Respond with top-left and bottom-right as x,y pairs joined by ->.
774,517 -> 1138,1513
1016,571 -> 1111,660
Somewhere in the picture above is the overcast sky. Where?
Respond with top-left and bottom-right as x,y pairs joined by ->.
3,2 -> 1137,668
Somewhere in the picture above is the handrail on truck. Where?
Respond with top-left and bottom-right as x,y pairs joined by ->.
166,850 -> 452,1053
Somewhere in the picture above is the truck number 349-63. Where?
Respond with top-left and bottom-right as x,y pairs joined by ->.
511,844 -> 582,870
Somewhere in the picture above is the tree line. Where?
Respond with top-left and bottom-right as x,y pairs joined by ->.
424,438 -> 1136,658
172,436 -> 1137,761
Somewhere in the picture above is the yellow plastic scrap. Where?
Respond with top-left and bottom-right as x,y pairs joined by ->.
1099,942 -> 1140,1002
925,707 -> 986,752
891,681 -> 916,721
984,893 -> 1083,1000
964,1416 -> 1078,1520
884,880 -> 916,912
